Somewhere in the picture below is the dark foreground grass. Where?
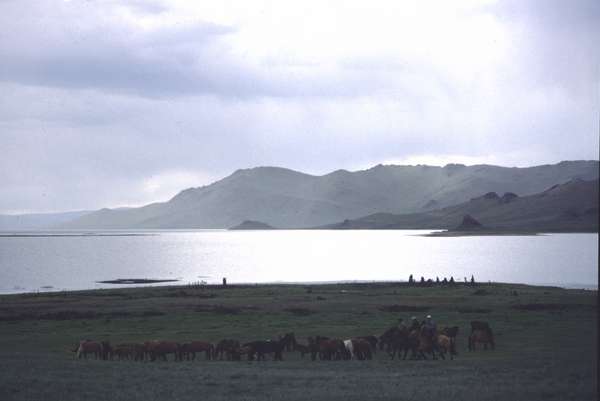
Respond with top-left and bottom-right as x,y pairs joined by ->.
0,282 -> 597,401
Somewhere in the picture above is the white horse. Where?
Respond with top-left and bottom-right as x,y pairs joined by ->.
343,339 -> 354,360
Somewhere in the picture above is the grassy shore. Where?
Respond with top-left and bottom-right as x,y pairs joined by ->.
0,282 -> 596,401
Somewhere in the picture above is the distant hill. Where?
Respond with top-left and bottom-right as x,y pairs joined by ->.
229,220 -> 275,230
324,179 -> 599,232
62,160 -> 599,229
0,210 -> 91,231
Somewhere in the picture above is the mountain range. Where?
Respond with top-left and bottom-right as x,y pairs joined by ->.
62,160 -> 598,229
324,178 -> 599,232
1,160 -> 598,230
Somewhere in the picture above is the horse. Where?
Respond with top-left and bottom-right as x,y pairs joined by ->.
114,343 -> 146,361
243,337 -> 287,361
317,338 -> 345,360
468,329 -> 495,351
440,326 -> 459,339
380,327 -> 417,360
230,345 -> 252,361
307,336 -> 330,361
214,339 -> 240,360
470,321 -> 492,335
180,341 -> 214,361
378,327 -> 397,352
343,339 -> 354,360
100,341 -> 112,360
355,335 -> 378,354
439,326 -> 459,356
294,343 -> 311,359
435,334 -> 455,360
145,340 -> 181,361
280,333 -> 297,351
415,327 -> 442,360
112,344 -> 134,361
75,340 -> 102,359
351,339 -> 373,360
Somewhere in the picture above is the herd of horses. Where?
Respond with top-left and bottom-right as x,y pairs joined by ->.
74,321 -> 495,362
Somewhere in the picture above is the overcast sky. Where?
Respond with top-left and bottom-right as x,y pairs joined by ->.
0,0 -> 598,214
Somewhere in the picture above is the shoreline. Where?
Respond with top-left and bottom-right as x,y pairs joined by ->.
1,279 -> 596,298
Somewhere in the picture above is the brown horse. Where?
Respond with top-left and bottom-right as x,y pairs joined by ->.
317,338 -> 345,360
355,335 -> 378,354
439,326 -> 459,356
435,334 -> 455,360
111,343 -> 145,361
76,340 -> 102,359
145,340 -> 181,361
179,341 -> 214,361
351,339 -> 373,360
468,329 -> 495,351
112,344 -> 134,361
415,327 -> 443,360
307,337 -> 323,361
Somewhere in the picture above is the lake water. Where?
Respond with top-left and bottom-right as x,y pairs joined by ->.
0,230 -> 597,294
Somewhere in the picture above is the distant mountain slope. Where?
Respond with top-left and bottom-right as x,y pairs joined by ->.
229,220 -> 275,230
325,179 -> 599,232
62,160 -> 599,229
0,210 -> 91,230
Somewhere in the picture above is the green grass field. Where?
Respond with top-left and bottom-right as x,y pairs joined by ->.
0,282 -> 596,401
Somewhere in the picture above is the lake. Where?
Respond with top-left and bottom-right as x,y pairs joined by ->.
0,230 -> 597,294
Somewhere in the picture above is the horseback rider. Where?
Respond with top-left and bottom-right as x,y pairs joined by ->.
397,318 -> 407,331
409,316 -> 420,331
423,315 -> 437,339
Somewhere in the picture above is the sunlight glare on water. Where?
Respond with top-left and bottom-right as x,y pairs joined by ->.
0,230 -> 597,293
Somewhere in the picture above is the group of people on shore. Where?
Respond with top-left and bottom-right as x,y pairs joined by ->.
407,274 -> 476,287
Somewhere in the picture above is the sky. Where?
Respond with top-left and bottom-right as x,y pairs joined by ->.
0,0 -> 598,214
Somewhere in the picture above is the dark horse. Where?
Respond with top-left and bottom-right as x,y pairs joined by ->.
214,339 -> 240,360
244,334 -> 295,361
380,327 -> 417,360
280,333 -> 297,352
468,321 -> 495,350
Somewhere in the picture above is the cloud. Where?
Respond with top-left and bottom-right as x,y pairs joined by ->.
0,0 -> 597,213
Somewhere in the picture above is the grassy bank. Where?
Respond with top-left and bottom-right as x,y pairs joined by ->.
0,282 -> 596,401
